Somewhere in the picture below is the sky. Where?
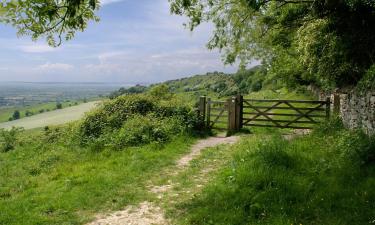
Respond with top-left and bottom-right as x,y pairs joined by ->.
0,0 -> 256,84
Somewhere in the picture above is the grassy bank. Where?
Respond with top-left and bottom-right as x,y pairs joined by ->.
0,131 -> 196,225
171,122 -> 375,225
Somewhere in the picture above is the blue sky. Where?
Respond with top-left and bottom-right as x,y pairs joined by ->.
0,0 -> 255,84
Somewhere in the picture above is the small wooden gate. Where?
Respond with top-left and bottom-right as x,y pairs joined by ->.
206,98 -> 229,131
198,95 -> 331,132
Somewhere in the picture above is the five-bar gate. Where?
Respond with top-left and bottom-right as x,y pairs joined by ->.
198,95 -> 331,132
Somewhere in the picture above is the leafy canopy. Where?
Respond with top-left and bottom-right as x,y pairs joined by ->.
169,0 -> 375,89
0,0 -> 99,46
1,0 -> 375,88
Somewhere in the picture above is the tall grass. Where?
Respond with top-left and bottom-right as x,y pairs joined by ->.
174,119 -> 375,225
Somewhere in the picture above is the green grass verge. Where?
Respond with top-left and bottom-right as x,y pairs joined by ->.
172,123 -> 375,225
0,132 -> 196,225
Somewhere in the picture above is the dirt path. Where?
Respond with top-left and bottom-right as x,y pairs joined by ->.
87,135 -> 240,225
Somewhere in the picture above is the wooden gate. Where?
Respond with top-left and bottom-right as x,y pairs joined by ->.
242,99 -> 330,129
199,96 -> 331,132
206,98 -> 229,131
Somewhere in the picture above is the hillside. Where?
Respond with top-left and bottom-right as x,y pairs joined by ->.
109,66 -> 269,100
0,84 -> 374,225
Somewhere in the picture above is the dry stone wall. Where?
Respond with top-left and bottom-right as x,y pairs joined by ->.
309,86 -> 375,135
338,91 -> 375,135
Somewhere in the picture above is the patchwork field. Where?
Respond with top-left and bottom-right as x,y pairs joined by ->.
0,101 -> 100,130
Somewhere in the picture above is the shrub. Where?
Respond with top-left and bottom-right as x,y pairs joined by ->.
12,110 -> 20,120
148,84 -> 173,100
92,115 -> 187,150
0,127 -> 23,152
25,110 -> 33,117
79,95 -> 156,144
56,103 -> 62,109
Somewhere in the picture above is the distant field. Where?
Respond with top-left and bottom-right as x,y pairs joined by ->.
0,101 -> 100,130
0,100 -> 89,123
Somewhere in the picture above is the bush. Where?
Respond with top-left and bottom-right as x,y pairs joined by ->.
56,103 -> 62,109
79,93 -> 203,147
113,115 -> 182,148
12,110 -> 20,120
0,127 -> 23,152
79,95 -> 156,144
148,84 -> 173,100
25,110 -> 33,117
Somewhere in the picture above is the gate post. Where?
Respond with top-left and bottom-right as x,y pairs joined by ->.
206,98 -> 211,128
228,96 -> 238,132
199,96 -> 206,126
236,95 -> 243,129
326,97 -> 331,120
333,94 -> 340,115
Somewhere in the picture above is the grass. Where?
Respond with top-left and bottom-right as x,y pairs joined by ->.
0,130 -> 196,225
1,88 -> 374,225
0,101 -> 100,130
170,124 -> 375,225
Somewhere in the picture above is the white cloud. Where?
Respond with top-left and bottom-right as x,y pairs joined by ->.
37,63 -> 74,71
81,47 -> 237,83
100,0 -> 125,6
19,44 -> 57,53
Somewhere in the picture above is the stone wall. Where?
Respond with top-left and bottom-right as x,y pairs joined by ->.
309,86 -> 375,135
338,91 -> 375,135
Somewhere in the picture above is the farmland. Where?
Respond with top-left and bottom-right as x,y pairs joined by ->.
0,101 -> 100,130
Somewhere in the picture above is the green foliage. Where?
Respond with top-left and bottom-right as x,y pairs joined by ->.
175,121 -> 375,224
0,127 -> 23,152
357,64 -> 375,92
113,115 -> 185,148
56,102 -> 62,109
79,93 -> 202,147
0,0 -> 99,46
170,0 -> 375,89
12,110 -> 20,120
79,95 -> 156,143
25,110 -> 33,117
148,84 -> 174,100
109,84 -> 147,99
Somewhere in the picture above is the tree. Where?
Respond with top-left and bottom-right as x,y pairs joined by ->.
2,0 -> 375,89
169,0 -> 375,89
0,0 -> 99,46
56,102 -> 62,109
12,110 -> 20,120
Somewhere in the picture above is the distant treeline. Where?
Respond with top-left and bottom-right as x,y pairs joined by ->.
109,65 -> 276,99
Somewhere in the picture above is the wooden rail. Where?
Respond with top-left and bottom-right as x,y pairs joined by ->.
198,95 -> 331,132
